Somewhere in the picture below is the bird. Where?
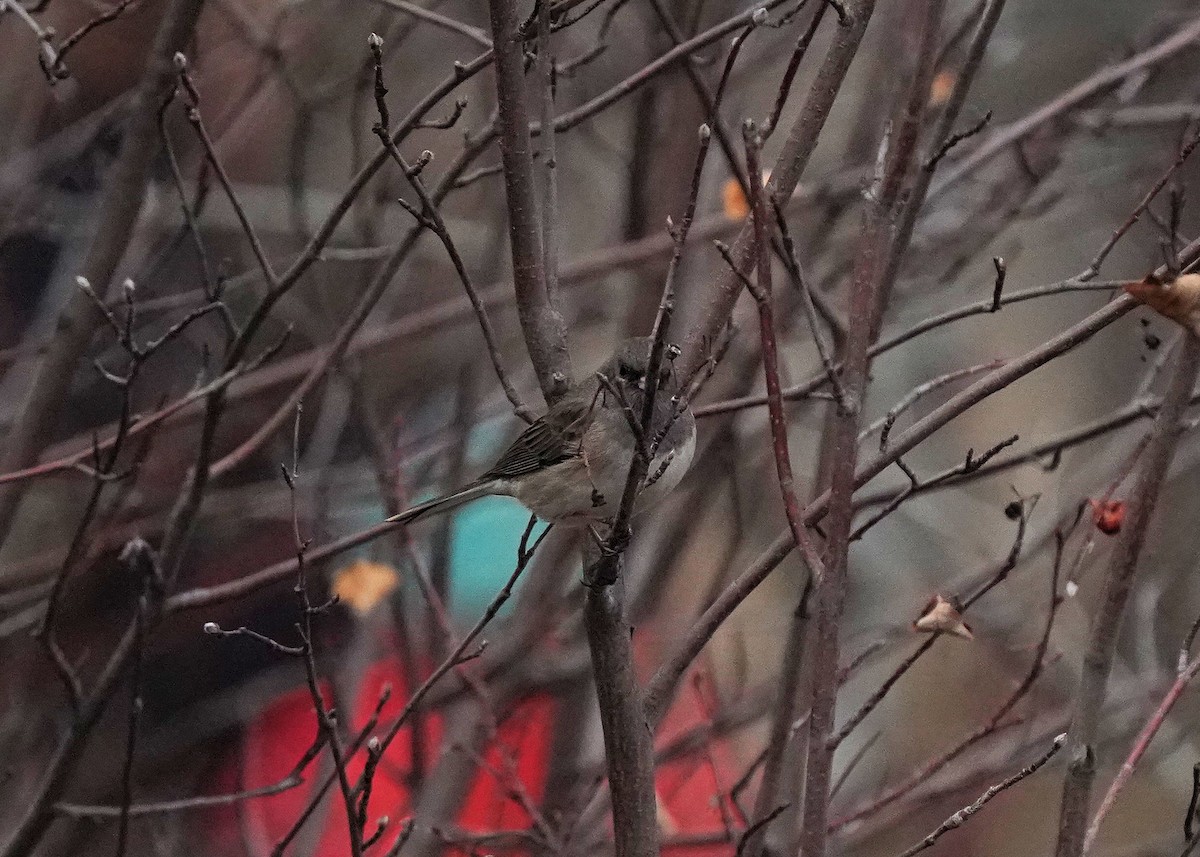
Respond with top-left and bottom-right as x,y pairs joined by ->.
386,337 -> 696,526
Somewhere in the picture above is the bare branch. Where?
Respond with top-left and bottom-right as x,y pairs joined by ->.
487,0 -> 571,402
896,734 -> 1066,857
1055,335 -> 1200,857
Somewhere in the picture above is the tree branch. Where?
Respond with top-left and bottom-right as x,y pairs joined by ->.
1055,331 -> 1200,857
487,0 -> 571,402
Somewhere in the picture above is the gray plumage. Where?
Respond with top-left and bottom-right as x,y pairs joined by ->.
387,337 -> 696,525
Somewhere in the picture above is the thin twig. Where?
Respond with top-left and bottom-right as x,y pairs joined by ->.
40,0 -> 140,81
832,512 -> 1027,750
367,0 -> 492,47
175,56 -> 281,290
367,34 -> 534,422
833,519 -> 1060,829
0,0 -> 204,575
895,734 -> 1067,857
55,773 -> 308,818
680,0 -> 877,380
695,277 -> 1128,417
930,13 -> 1200,202
1083,127 -> 1200,279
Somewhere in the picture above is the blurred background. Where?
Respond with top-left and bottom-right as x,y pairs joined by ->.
2,0 -> 1200,855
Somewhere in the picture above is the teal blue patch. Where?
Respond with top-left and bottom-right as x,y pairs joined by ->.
448,496 -> 550,616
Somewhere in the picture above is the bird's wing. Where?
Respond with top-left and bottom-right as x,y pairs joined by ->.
482,396 -> 594,480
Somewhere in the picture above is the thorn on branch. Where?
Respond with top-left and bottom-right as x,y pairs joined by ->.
418,98 -> 467,129
32,0 -> 139,82
926,110 -> 993,172
452,163 -> 504,189
1186,763 -> 1200,841
202,621 -> 305,656
406,150 -> 434,177
120,536 -> 164,596
825,0 -> 850,25
713,239 -> 758,298
368,33 -> 389,132
991,257 -> 1006,311
395,197 -> 435,229
735,804 -> 789,857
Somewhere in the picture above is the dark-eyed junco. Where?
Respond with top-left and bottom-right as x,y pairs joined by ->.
387,337 -> 696,525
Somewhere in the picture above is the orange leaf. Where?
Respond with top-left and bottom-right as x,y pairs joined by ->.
1124,274 -> 1200,336
332,559 -> 400,614
722,177 -> 750,221
721,170 -> 772,222
929,69 -> 956,107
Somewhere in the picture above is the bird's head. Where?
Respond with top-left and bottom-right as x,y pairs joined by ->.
608,336 -> 680,393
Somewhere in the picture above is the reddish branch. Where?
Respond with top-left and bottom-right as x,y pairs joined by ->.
1083,652 -> 1200,852
736,123 -> 824,857
1055,332 -> 1200,857
801,3 -> 945,855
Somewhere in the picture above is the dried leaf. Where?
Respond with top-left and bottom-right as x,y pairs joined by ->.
1124,274 -> 1200,336
332,559 -> 400,615
913,594 -> 973,640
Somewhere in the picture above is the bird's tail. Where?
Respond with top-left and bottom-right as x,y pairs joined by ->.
385,480 -> 497,525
